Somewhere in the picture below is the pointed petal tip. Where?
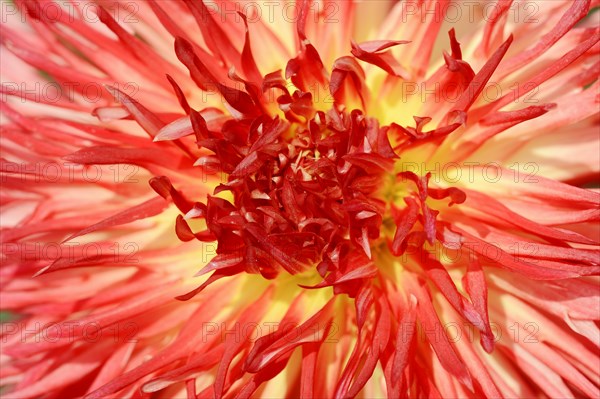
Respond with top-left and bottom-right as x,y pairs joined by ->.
32,266 -> 49,278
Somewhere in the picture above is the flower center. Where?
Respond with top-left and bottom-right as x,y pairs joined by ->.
171,79 -> 466,301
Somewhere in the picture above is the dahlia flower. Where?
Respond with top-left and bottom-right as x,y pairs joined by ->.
1,0 -> 599,397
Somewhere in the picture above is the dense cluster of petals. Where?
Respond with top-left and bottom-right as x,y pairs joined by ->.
1,0 -> 599,398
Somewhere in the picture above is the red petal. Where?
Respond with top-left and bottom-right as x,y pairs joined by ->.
484,30 -> 600,113
182,0 -> 240,68
63,146 -> 176,168
411,278 -> 474,391
105,86 -> 164,137
354,40 -> 410,53
479,103 -> 557,126
239,12 -> 262,84
243,299 -> 334,373
351,40 -> 410,78
392,295 -> 417,387
463,260 -> 494,353
174,38 -> 259,117
175,215 -> 215,242
480,0 -> 514,55
391,197 -> 420,255
345,299 -> 391,397
213,287 -> 274,397
447,35 -> 513,118
464,189 -> 597,245
501,0 -> 592,76
64,197 -> 167,242
149,176 -> 193,213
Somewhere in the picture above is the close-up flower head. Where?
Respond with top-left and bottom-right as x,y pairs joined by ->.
1,0 -> 599,398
